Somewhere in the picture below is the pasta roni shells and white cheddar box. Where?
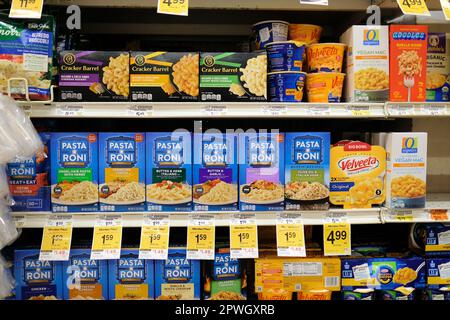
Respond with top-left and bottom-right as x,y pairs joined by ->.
385,133 -> 427,209
239,132 -> 285,211
155,248 -> 200,300
63,249 -> 109,300
108,249 -> 155,300
426,258 -> 450,300
330,140 -> 386,209
14,249 -> 63,300
51,133 -> 99,212
285,133 -> 330,211
426,33 -> 450,102
193,132 -> 238,211
340,25 -> 389,102
146,132 -> 192,212
425,224 -> 450,255
99,133 -> 145,212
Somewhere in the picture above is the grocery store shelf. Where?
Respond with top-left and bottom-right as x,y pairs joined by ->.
385,102 -> 449,118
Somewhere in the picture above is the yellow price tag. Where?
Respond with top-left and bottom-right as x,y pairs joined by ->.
397,0 -> 430,16
140,225 -> 170,250
230,218 -> 258,259
40,225 -> 72,261
276,223 -> 306,257
9,0 -> 44,19
187,226 -> 214,251
323,222 -> 351,256
91,216 -> 122,260
441,0 -> 450,20
157,0 -> 189,16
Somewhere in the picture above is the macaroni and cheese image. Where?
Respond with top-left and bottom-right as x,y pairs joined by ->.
306,43 -> 346,73
391,175 -> 426,198
355,68 -> 389,90
52,180 -> 98,204
397,50 -> 423,78
427,73 -> 447,89
285,181 -> 329,201
393,267 -> 418,285
0,61 -> 51,97
172,53 -> 199,97
102,53 -> 129,97
210,292 -> 246,300
306,72 -> 345,102
348,177 -> 384,207
239,54 -> 267,98
193,179 -> 238,205
240,180 -> 284,203
147,181 -> 192,204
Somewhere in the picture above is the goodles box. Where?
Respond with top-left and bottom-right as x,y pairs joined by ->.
63,249 -> 109,300
99,133 -> 146,212
425,224 -> 450,255
193,132 -> 238,211
285,132 -> 330,211
108,249 -> 155,300
146,132 -> 192,212
154,248 -> 200,300
239,132 -> 285,211
14,249 -> 63,300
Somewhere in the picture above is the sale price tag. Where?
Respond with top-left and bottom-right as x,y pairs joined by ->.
323,219 -> 351,256
429,209 -> 449,221
91,215 -> 122,260
39,216 -> 73,261
9,0 -> 44,19
186,214 -> 215,260
397,0 -> 430,16
230,214 -> 258,259
139,214 -> 170,260
157,0 -> 189,16
276,214 -> 306,257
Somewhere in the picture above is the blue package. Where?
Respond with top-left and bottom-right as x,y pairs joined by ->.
425,223 -> 450,255
426,258 -> 450,291
268,71 -> 306,102
266,41 -> 306,72
252,20 -> 289,50
377,289 -> 415,300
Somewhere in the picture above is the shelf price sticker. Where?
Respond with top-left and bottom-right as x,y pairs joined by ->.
91,215 -> 122,260
139,214 -> 170,260
12,215 -> 27,228
323,218 -> 351,256
261,105 -> 287,116
187,214 -> 215,260
428,209 -> 449,221
300,0 -> 328,5
230,214 -> 258,259
346,105 -> 371,117
39,215 -> 73,261
397,0 -> 431,16
306,105 -> 331,116
56,105 -> 84,117
9,0 -> 44,19
442,0 -> 450,20
157,0 -> 189,16
203,105 -> 227,116
127,105 -> 153,117
419,104 -> 447,116
389,209 -> 414,222
276,214 -> 306,257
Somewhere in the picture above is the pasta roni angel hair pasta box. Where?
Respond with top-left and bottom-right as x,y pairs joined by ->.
99,133 -> 145,212
239,132 -> 284,211
108,249 -> 155,300
193,132 -> 238,211
51,133 -> 98,212
285,132 -> 330,210
146,132 -> 192,212
63,249 -> 109,300
14,249 -> 63,300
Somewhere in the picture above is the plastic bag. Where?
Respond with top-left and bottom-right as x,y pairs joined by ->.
0,255 -> 14,299
0,204 -> 18,250
0,165 -> 9,203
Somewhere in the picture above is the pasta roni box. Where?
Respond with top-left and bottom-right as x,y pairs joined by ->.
425,224 -> 450,255
193,132 -> 238,211
146,132 -> 192,212
99,133 -> 145,212
239,132 -> 285,211
50,133 -> 99,212
14,249 -> 63,300
63,249 -> 109,300
154,248 -> 200,300
426,33 -> 450,101
285,132 -> 330,210
7,133 -> 51,211
426,258 -> 450,300
108,249 -> 155,300
130,52 -> 199,101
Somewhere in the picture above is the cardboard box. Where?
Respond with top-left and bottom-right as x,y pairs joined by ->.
427,258 -> 450,289
426,33 -> 450,101
425,224 -> 450,255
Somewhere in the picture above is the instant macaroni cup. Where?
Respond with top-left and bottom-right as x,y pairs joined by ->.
306,43 -> 346,73
252,20 -> 289,50
268,71 -> 306,102
306,72 -> 345,102
266,41 -> 306,72
288,24 -> 322,45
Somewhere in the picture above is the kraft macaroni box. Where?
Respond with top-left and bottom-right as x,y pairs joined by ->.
239,132 -> 285,211
14,249 -> 63,300
193,132 -> 238,211
285,132 -> 330,210
425,224 -> 450,255
108,249 -> 155,300
427,258 -> 450,291
426,33 -> 450,102
385,133 -> 427,209
7,133 -> 51,211
99,133 -> 145,212
146,132 -> 192,212
154,248 -> 200,300
389,25 -> 428,102
63,249 -> 109,300
50,133 -> 99,212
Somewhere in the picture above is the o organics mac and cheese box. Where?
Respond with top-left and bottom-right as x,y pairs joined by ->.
426,33 -> 450,102
285,133 -> 330,211
108,249 -> 155,300
193,132 -> 238,211
50,133 -> 99,212
99,133 -> 145,212
330,141 -> 386,209
146,132 -> 192,212
239,132 -> 284,211
385,133 -> 427,209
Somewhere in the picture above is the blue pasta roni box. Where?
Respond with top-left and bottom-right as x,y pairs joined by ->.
193,132 -> 238,211
146,132 -> 192,212
425,223 -> 450,255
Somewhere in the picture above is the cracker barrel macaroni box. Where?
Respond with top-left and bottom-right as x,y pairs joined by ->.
146,132 -> 192,212
50,133 -> 99,212
193,132 -> 238,211
99,133 -> 145,212
425,224 -> 450,255
63,249 -> 109,300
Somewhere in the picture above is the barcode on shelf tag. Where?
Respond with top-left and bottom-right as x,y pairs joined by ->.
127,105 -> 152,117
346,105 -> 371,117
420,105 -> 447,116
389,209 -> 414,221
306,105 -> 330,115
20,105 -> 33,117
13,215 -> 26,228
261,105 -> 287,116
57,105 -> 83,117
203,105 -> 227,116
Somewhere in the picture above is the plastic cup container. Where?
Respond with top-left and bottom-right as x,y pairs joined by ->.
306,72 -> 345,102
306,43 -> 346,73
268,71 -> 307,102
252,20 -> 289,50
266,41 -> 307,72
288,24 -> 322,45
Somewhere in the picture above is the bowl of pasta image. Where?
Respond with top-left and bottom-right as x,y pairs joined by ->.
99,181 -> 145,205
230,54 -> 267,99
285,181 -> 329,209
240,180 -> 284,204
146,180 -> 192,205
193,179 -> 238,206
391,175 -> 426,208
354,68 -> 389,102
51,181 -> 99,205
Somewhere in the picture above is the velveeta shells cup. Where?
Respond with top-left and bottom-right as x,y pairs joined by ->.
306,43 -> 346,73
288,24 -> 322,45
306,72 -> 345,102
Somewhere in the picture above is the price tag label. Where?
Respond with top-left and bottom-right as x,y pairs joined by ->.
397,0 -> 431,16
347,105 -> 371,117
389,105 -> 415,116
442,0 -> 450,20
9,0 -> 44,19
91,215 -> 122,260
157,0 -> 189,16
39,216 -> 73,261
56,105 -> 83,117
420,105 -> 447,116
230,214 -> 258,259
390,209 -> 414,222
300,0 -> 328,5
276,214 -> 306,257
261,105 -> 287,116
323,218 -> 351,256
127,105 -> 152,117
306,105 -> 330,116
203,105 -> 227,116
13,215 -> 27,228
429,209 -> 449,221
139,214 -> 170,260
187,214 -> 215,260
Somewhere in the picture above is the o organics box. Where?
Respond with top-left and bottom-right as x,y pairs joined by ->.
426,33 -> 450,101
389,25 -> 428,102
193,132 -> 238,211
99,133 -> 145,212
425,224 -> 450,255
130,52 -> 199,101
146,132 -> 192,212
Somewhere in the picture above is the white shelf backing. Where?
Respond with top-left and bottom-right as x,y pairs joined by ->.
386,102 -> 449,118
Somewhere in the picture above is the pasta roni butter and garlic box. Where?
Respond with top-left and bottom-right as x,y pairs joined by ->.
154,248 -> 200,300
239,132 -> 284,211
14,249 -> 63,300
193,132 -> 238,211
63,249 -> 109,300
50,133 -> 99,212
426,33 -> 450,102
99,133 -> 146,212
426,258 -> 450,300
285,132 -> 330,211
425,224 -> 450,255
146,132 -> 192,212
108,249 -> 155,300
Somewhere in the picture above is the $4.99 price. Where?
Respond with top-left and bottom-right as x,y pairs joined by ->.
323,222 -> 351,256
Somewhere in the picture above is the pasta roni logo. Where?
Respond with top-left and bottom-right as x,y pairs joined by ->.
7,159 -> 36,180
247,136 -> 276,167
293,135 -> 323,164
164,252 -> 191,283
71,253 -> 100,283
106,136 -> 137,167
364,29 -> 379,46
338,156 -> 379,176
401,137 -> 418,154
376,265 -> 394,285
213,253 -> 240,280
23,254 -> 53,284
203,135 -> 228,167
117,254 -> 146,284
154,135 -> 184,166
59,136 -> 90,167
